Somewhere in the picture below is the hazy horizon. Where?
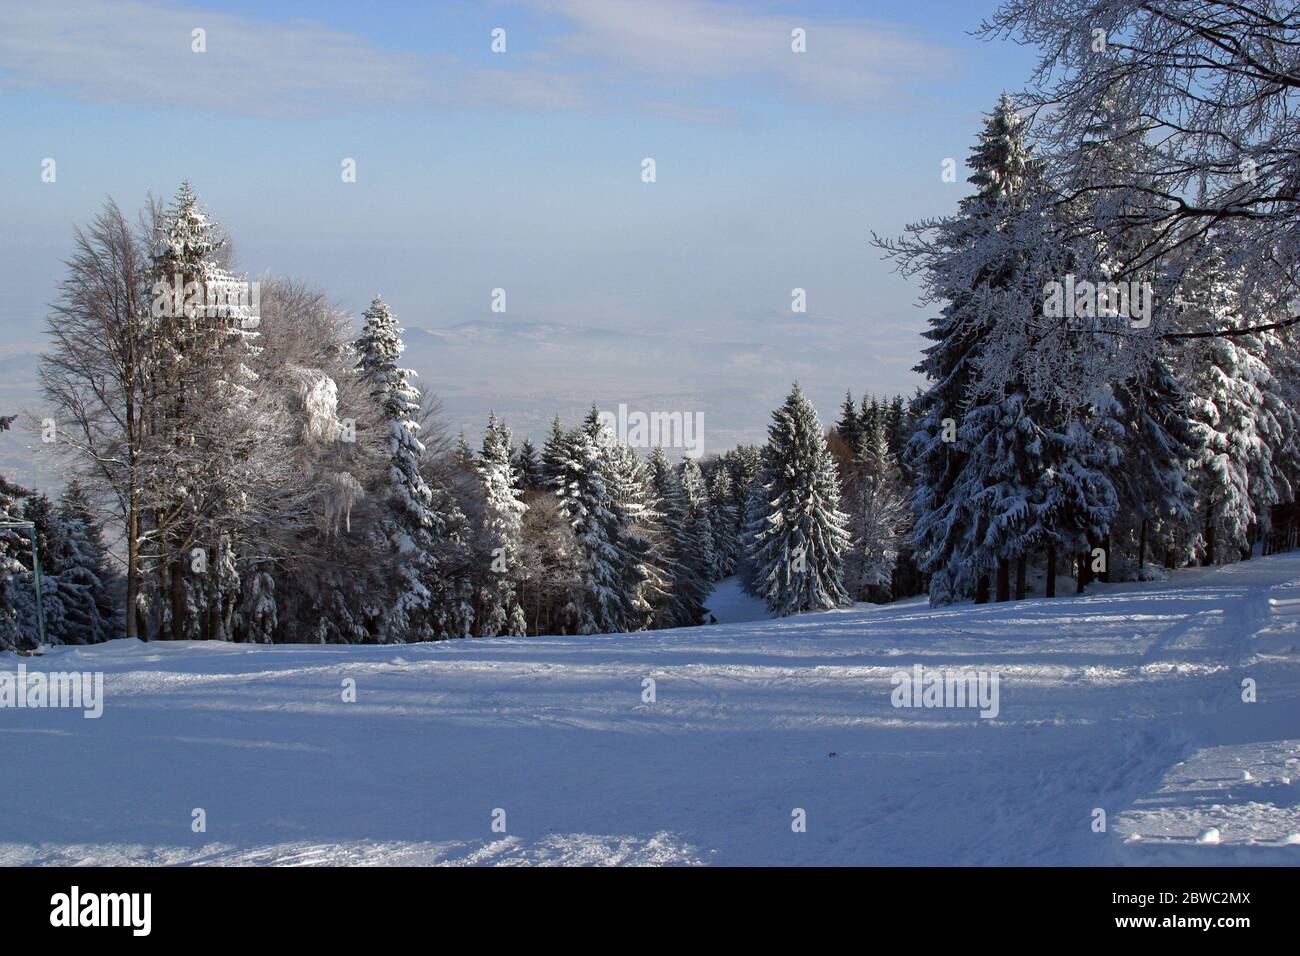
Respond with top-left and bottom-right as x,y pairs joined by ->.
0,0 -> 1040,483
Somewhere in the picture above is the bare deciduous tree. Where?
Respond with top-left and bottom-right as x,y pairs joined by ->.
41,198 -> 153,637
981,0 -> 1300,338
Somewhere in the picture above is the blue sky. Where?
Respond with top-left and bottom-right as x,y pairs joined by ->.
0,0 -> 1041,452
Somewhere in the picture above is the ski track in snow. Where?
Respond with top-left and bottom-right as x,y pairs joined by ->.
2,555 -> 1299,866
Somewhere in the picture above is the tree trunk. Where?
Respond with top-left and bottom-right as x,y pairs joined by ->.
157,552 -> 168,640
1014,555 -> 1026,600
124,389 -> 142,640
207,545 -> 220,641
1137,518 -> 1147,572
995,559 -> 1010,602
975,575 -> 989,604
170,556 -> 187,641
126,500 -> 140,640
1203,502 -> 1216,566
1046,543 -> 1056,598
1076,553 -> 1086,594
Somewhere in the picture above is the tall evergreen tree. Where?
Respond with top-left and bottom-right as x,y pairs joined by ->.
837,390 -> 861,449
541,416 -> 569,484
1072,88 -> 1200,576
892,94 -> 1035,603
884,94 -> 1120,603
884,395 -> 908,462
477,412 -> 528,636
146,181 -> 264,641
605,439 -> 664,631
679,457 -> 719,586
725,446 -> 762,534
238,567 -> 277,644
844,416 -> 912,601
49,481 -> 119,645
1110,359 -> 1201,573
746,384 -> 851,615
726,445 -> 764,589
707,467 -> 740,578
513,437 -> 545,491
548,411 -> 651,634
646,448 -> 709,627
1174,244 -> 1289,564
0,478 -> 121,648
0,476 -> 38,650
424,435 -> 480,640
859,396 -> 881,438
354,295 -> 441,640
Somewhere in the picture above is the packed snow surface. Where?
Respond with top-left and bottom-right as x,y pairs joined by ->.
3,554 -> 1299,866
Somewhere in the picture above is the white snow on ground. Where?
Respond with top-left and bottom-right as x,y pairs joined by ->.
2,554 -> 1299,866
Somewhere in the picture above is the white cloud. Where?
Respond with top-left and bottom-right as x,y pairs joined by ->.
525,0 -> 951,106
0,0 -> 627,118
0,0 -> 436,117
0,0 -> 953,119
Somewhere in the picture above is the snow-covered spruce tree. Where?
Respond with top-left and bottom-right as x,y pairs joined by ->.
881,94 -> 1035,603
142,183 -> 302,642
0,476 -> 36,650
1246,322 -> 1300,555
1262,320 -> 1300,522
738,480 -> 767,597
513,438 -> 545,492
476,412 -> 527,637
1108,357 -> 1201,575
746,384 -> 851,615
424,480 -> 478,639
646,447 -> 709,628
980,8 -> 1300,568
549,411 -> 652,634
707,466 -> 740,578
516,484 -> 585,635
237,567 -> 277,644
836,391 -> 861,450
880,95 -> 1123,602
406,394 -> 482,640
844,415 -> 912,602
22,493 -> 77,645
725,445 -> 764,589
679,457 -> 719,585
860,396 -> 881,440
605,439 -> 665,630
1173,243 -> 1290,565
145,182 -> 267,641
48,481 -> 119,644
541,416 -> 567,486
884,395 -> 910,464
200,533 -> 240,643
724,446 -> 762,537
1064,88 -> 1201,578
0,479 -> 120,647
972,176 -> 1124,600
354,295 -> 441,641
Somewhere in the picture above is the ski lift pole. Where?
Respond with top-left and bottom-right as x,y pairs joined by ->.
0,520 -> 45,648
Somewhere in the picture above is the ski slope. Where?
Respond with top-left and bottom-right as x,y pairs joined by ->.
2,553 -> 1299,866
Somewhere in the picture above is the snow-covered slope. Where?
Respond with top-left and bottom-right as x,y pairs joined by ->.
2,554 -> 1299,866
